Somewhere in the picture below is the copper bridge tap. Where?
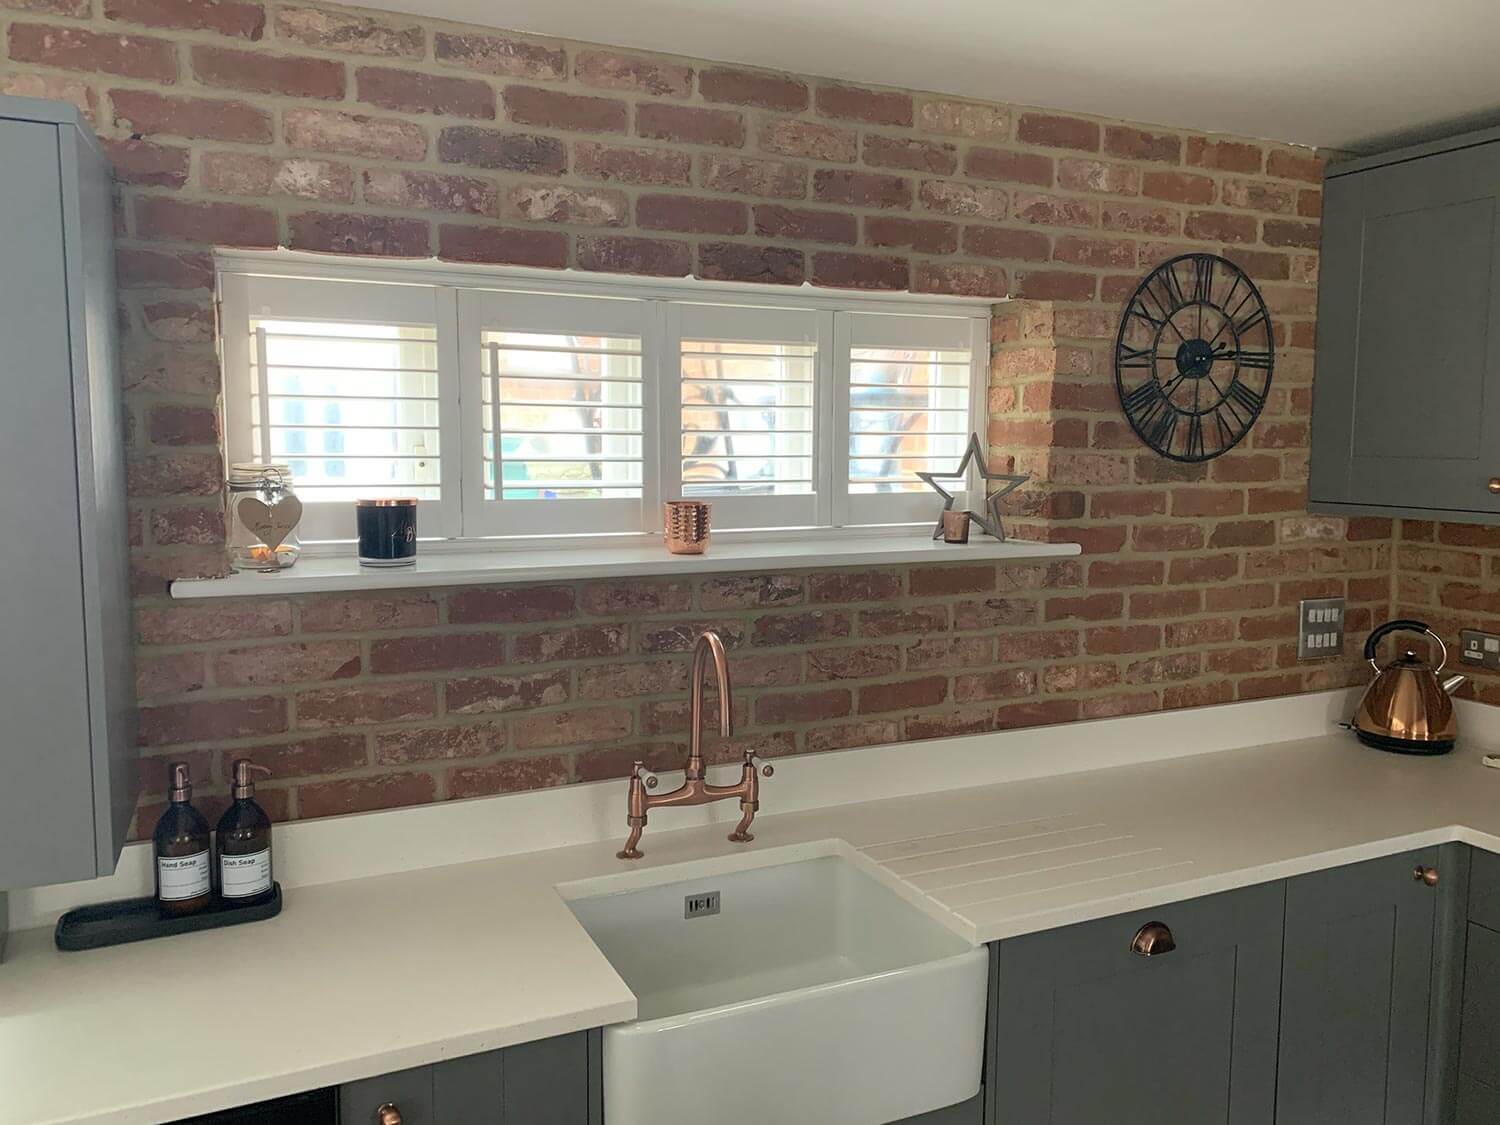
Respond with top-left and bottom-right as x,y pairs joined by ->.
617,629 -> 773,860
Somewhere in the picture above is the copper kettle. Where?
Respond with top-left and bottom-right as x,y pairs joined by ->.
1351,620 -> 1465,755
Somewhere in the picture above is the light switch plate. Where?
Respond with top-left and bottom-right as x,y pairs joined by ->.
1459,629 -> 1500,670
1297,597 -> 1346,661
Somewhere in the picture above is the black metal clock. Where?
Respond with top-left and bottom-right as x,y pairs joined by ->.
1113,253 -> 1274,462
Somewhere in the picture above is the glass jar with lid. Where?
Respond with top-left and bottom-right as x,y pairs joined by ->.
227,462 -> 302,571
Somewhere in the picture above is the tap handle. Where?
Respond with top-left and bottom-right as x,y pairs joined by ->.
747,753 -> 774,778
632,761 -> 660,790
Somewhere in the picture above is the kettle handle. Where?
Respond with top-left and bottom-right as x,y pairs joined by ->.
1365,619 -> 1446,673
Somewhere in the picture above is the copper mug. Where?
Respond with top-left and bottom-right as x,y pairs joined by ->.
664,500 -> 711,555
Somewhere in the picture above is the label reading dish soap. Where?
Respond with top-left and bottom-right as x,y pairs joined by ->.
157,850 -> 210,901
219,848 -> 272,899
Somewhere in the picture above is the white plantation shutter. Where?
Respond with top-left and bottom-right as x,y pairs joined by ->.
220,274 -> 460,541
458,289 -> 652,536
664,303 -> 826,529
838,311 -> 988,527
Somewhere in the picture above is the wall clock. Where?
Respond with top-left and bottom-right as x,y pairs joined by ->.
1113,253 -> 1274,462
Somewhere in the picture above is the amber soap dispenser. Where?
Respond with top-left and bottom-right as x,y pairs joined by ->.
153,761 -> 212,916
217,759 -> 274,904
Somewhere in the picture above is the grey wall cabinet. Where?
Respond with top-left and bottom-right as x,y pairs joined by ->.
988,881 -> 1284,1125
339,1031 -> 596,1125
0,94 -> 135,892
1276,847 -> 1442,1125
1310,126 -> 1500,522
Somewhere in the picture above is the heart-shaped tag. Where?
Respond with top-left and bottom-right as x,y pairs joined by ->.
237,494 -> 304,552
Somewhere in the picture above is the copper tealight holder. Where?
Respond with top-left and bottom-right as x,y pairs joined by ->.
664,500 -> 711,555
942,510 -> 971,544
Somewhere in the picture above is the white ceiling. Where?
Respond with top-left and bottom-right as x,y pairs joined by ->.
375,0 -> 1500,152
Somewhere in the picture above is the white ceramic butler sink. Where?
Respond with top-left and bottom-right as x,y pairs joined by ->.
561,843 -> 987,1125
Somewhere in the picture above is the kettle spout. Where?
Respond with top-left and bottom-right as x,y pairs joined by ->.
1442,674 -> 1467,695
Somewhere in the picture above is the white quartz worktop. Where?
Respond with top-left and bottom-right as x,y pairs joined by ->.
7,692 -> 1500,1124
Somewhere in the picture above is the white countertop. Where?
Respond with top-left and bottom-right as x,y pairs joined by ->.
7,693 -> 1500,1124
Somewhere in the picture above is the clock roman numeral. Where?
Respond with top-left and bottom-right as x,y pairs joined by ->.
1144,404 -> 1178,451
1184,414 -> 1205,460
1192,256 -> 1214,304
1116,344 -> 1155,369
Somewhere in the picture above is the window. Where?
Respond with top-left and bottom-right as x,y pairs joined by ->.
219,259 -> 988,544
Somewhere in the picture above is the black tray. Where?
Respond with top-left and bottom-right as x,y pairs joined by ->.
54,884 -> 282,951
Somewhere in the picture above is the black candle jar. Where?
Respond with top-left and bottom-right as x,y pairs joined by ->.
356,499 -> 417,567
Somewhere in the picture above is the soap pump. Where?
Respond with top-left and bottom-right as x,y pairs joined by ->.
153,761 -> 212,916
216,759 -> 274,904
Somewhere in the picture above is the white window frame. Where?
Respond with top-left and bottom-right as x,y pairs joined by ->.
216,251 -> 992,548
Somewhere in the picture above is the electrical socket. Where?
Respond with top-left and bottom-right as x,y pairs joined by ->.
1297,597 -> 1346,661
1460,629 -> 1500,670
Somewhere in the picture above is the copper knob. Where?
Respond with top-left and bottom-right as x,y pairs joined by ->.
376,1104 -> 402,1125
1414,865 -> 1440,887
1130,920 -> 1176,956
1489,478 -> 1500,494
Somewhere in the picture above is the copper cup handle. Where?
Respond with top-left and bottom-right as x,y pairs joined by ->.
1414,865 -> 1440,887
376,1105 -> 402,1125
1131,921 -> 1176,957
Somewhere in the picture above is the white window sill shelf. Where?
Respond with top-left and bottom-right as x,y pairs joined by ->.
168,534 -> 1082,599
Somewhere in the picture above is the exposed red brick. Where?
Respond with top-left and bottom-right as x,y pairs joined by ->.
375,723 -> 507,764
139,695 -> 287,746
438,224 -> 567,268
752,611 -> 849,647
1142,170 -> 1216,205
446,669 -> 571,713
1057,158 -> 1140,196
512,707 -> 632,749
700,66 -> 807,110
962,147 -> 1053,186
512,622 -> 629,662
447,756 -> 569,798
276,7 -> 423,57
1103,125 -> 1181,163
636,102 -> 744,147
298,773 -> 436,818
864,215 -> 957,254
295,682 -> 435,728
364,169 -> 496,216
1,72 -> 97,119
283,107 -> 427,161
953,597 -> 1037,630
214,641 -> 360,687
1184,210 -> 1258,243
637,193 -> 747,234
434,31 -> 566,79
756,688 -> 851,725
813,169 -> 910,209
369,632 -> 505,674
754,204 -> 857,244
700,155 -> 805,199
288,212 -> 430,256
1052,234 -> 1135,268
438,126 -> 566,173
759,118 -> 856,162
504,86 -> 626,133
578,580 -> 693,615
1186,136 -> 1263,172
1263,219 -> 1321,249
104,0 -> 264,39
696,242 -> 804,285
816,83 -> 912,125
357,66 -> 494,119
1221,178 -> 1295,214
137,652 -> 208,699
135,197 -> 277,246
449,585 -> 575,623
576,50 -> 692,97
147,402 -> 217,445
576,660 -> 684,701
191,44 -> 343,98
859,606 -> 948,636
807,644 -> 901,681
300,593 -> 439,633
914,262 -> 1009,297
117,246 -> 211,291
1017,112 -> 1100,151
811,250 -> 908,291
918,98 -> 1009,139
1,0 -> 90,16
150,503 -> 225,546
1012,191 -> 1097,228
574,141 -> 689,185
1267,149 -> 1323,183
1101,201 -> 1179,236
576,234 -> 690,276
863,134 -> 957,175
953,667 -> 1036,702
910,564 -> 995,597
1014,270 -> 1095,301
201,151 -> 354,201
8,23 -> 178,81
137,600 -> 291,645
857,676 -> 946,713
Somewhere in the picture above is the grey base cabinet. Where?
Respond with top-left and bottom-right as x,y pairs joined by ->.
1276,847 -> 1442,1125
340,1031 -> 595,1125
1456,850 -> 1500,1124
988,882 -> 1284,1125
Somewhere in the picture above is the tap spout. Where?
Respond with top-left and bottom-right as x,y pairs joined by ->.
685,629 -> 732,780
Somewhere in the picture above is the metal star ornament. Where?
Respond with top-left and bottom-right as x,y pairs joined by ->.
916,433 -> 1029,542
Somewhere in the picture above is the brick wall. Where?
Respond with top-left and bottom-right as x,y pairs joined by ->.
0,0 -> 1398,831
1395,520 -> 1500,704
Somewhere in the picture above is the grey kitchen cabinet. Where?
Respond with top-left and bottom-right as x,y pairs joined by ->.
339,1031 -> 596,1125
0,94 -> 135,893
1309,125 -> 1500,522
1276,847 -> 1444,1125
988,881 -> 1284,1125
1455,849 -> 1500,1122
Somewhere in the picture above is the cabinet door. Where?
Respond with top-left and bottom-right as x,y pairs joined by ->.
340,1064 -> 434,1125
1458,922 -> 1500,1116
1276,848 -> 1441,1125
1310,140 -> 1500,518
989,881 -> 1283,1125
